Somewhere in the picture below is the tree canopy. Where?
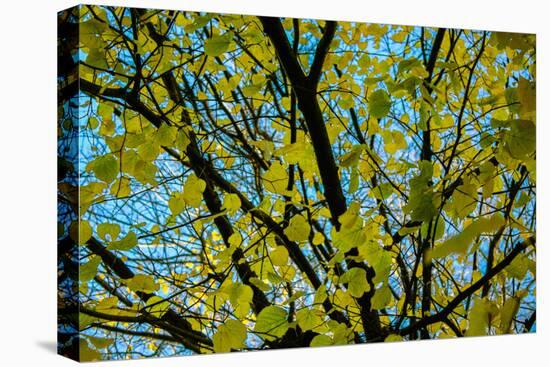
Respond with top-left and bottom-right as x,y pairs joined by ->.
57,5 -> 536,361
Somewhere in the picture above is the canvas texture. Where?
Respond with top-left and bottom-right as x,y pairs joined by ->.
57,4 -> 536,362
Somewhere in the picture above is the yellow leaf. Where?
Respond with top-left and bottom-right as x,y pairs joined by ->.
254,306 -> 289,341
127,274 -> 159,294
96,296 -> 118,312
263,161 -> 289,196
222,193 -> 241,215
312,231 -> 325,245
70,220 -> 92,245
108,231 -> 137,251
145,296 -> 171,318
228,232 -> 242,247
80,256 -> 101,282
284,214 -> 310,242
310,334 -> 333,347
97,222 -> 120,241
89,154 -> 119,183
168,192 -> 185,216
224,282 -> 253,318
80,339 -> 102,361
371,284 -> 392,310
517,77 -> 536,119
384,334 -> 403,342
466,298 -> 498,336
270,246 -> 289,266
296,308 -> 324,331
204,32 -> 233,57
154,124 -> 178,146
183,174 -> 206,208
213,319 -> 247,353
338,201 -> 362,229
341,267 -> 369,298
431,214 -> 505,259
339,145 -> 366,168
87,336 -> 114,349
499,296 -> 521,334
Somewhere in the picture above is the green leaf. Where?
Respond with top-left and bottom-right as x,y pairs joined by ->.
371,284 -> 392,310
80,221 -> 93,244
80,255 -> 101,282
70,220 -> 92,245
137,141 -> 160,161
338,201 -> 362,229
332,215 -> 365,253
96,296 -> 119,313
185,14 -> 212,33
204,32 -> 233,57
254,306 -> 289,341
97,103 -> 114,122
175,128 -> 190,153
242,83 -> 262,97
397,225 -> 420,236
358,241 -> 392,284
397,58 -> 421,75
314,284 -> 328,305
330,321 -> 354,344
127,274 -> 159,294
86,47 -> 108,69
249,277 -> 271,292
504,119 -> 536,160
296,308 -> 323,331
383,130 -> 407,154
310,334 -> 333,347
275,141 -> 316,173
430,214 -> 505,259
87,335 -> 114,349
225,282 -> 253,318
448,181 -> 477,219
371,182 -> 393,200
339,144 -> 366,168
90,154 -> 119,183
213,319 -> 247,353
108,231 -> 138,251
263,161 -> 289,196
403,160 -> 437,222
505,253 -> 533,279
341,267 -> 369,298
368,89 -> 391,118
338,94 -> 354,109
154,124 -> 178,146
348,167 -> 359,194
517,77 -> 536,118
145,296 -> 170,318
97,222 -> 120,241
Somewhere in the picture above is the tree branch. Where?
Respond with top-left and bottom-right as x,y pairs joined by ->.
308,21 -> 337,87
399,236 -> 535,336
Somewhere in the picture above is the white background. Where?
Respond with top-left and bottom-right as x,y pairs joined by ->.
0,0 -> 547,365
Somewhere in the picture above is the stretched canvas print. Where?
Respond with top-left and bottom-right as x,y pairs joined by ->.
57,4 -> 536,362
